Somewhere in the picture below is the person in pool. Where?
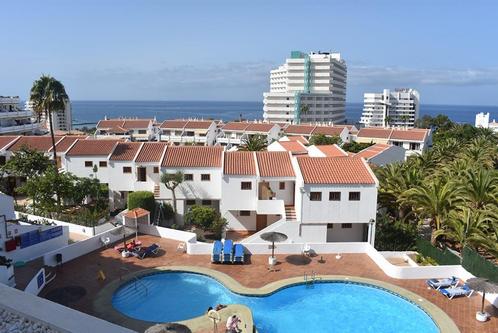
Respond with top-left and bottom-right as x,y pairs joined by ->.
225,314 -> 241,333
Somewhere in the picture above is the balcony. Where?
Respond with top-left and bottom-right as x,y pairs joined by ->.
256,199 -> 285,216
0,110 -> 33,119
0,122 -> 40,134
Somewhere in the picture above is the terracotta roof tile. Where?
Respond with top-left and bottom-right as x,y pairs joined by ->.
110,142 -> 143,161
278,141 -> 308,155
355,143 -> 391,160
161,146 -> 223,167
389,129 -> 429,142
135,142 -> 168,163
122,119 -> 152,129
222,122 -> 250,131
256,151 -> 295,177
316,144 -> 348,157
51,136 -> 88,153
183,120 -> 214,130
7,136 -> 64,152
96,120 -> 125,129
0,136 -> 20,150
284,135 -> 309,144
297,156 -> 376,184
66,139 -> 119,156
223,151 -> 256,175
160,120 -> 189,129
312,126 -> 345,137
125,208 -> 150,219
357,128 -> 393,139
245,123 -> 275,133
284,125 -> 315,135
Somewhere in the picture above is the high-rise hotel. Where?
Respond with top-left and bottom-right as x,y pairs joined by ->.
360,89 -> 420,128
263,51 -> 347,124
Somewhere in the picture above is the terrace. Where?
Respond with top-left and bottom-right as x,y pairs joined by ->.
14,234 -> 498,333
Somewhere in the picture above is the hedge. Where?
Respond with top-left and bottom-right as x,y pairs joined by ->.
415,239 -> 461,265
127,191 -> 156,220
462,247 -> 498,283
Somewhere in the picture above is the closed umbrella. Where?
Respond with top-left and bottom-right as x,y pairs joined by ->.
466,277 -> 498,319
260,232 -> 288,259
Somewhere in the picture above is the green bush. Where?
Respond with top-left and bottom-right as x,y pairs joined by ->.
462,247 -> 498,283
184,205 -> 217,229
127,191 -> 156,219
374,217 -> 418,251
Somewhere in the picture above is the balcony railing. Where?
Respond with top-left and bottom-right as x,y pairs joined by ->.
0,123 -> 40,134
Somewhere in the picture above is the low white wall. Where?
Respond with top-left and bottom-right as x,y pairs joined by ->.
24,268 -> 46,295
43,226 -> 129,267
0,283 -> 136,333
137,224 -> 203,254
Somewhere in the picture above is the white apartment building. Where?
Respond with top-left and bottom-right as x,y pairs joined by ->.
159,120 -> 217,145
26,99 -> 72,132
0,96 -> 40,135
216,121 -> 281,148
475,112 -> 498,133
95,118 -> 156,141
360,89 -> 420,128
263,51 -> 347,124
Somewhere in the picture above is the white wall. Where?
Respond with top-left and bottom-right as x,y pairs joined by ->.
267,180 -> 294,205
64,155 -> 110,184
224,210 -> 257,231
221,175 -> 257,211
24,268 -> 46,295
0,193 -> 15,221
108,160 -> 136,192
326,223 -> 365,242
159,167 -> 222,200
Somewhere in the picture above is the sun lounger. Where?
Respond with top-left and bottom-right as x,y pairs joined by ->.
211,240 -> 223,263
223,239 -> 233,263
134,243 -> 160,259
426,277 -> 458,290
233,244 -> 244,263
439,284 -> 473,300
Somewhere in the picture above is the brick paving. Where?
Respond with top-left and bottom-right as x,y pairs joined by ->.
15,235 -> 497,333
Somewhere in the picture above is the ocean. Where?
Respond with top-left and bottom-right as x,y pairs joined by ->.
71,101 -> 498,127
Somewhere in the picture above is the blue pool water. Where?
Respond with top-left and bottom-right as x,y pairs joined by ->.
112,272 -> 439,333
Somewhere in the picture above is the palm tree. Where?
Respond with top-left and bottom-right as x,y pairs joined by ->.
239,135 -> 268,151
160,171 -> 184,224
458,169 -> 498,210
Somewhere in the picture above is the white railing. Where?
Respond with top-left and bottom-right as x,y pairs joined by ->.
256,199 -> 285,216
0,110 -> 33,119
0,123 -> 40,134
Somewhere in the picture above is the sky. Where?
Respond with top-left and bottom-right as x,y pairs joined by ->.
1,0 -> 498,105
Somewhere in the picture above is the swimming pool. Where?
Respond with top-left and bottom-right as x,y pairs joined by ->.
112,272 -> 439,333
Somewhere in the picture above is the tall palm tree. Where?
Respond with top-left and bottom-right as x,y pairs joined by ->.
30,75 -> 69,164
239,135 -> 268,151
458,169 -> 498,210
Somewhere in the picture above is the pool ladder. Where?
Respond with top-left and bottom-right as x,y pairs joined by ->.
121,267 -> 148,296
304,271 -> 318,287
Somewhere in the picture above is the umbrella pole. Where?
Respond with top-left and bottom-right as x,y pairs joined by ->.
481,291 -> 486,314
272,241 -> 275,258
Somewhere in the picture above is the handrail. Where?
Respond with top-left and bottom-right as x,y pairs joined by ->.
120,267 -> 148,296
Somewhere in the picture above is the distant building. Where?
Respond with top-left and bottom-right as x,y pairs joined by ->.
263,51 -> 347,124
159,119 -> 217,145
360,89 -> 420,128
475,112 -> 498,133
96,118 -> 156,141
26,99 -> 72,132
216,121 -> 280,148
0,96 -> 40,135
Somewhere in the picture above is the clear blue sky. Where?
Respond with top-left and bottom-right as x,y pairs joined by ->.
1,0 -> 498,105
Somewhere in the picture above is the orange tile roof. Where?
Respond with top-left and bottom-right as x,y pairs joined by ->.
160,120 -> 189,129
51,136 -> 88,153
245,123 -> 276,133
66,139 -> 120,156
96,120 -> 125,129
297,157 -> 376,184
223,151 -> 257,175
125,207 -> 150,219
222,122 -> 250,131
0,136 -> 20,150
97,119 -> 152,129
256,151 -> 295,177
285,135 -> 309,144
122,119 -> 152,129
316,144 -> 348,157
357,128 -> 393,139
7,136 -> 64,152
278,141 -> 308,155
355,143 -> 391,160
389,129 -> 429,142
110,142 -> 143,161
183,120 -> 214,130
161,146 -> 223,167
135,142 -> 168,163
284,125 -> 315,135
312,126 -> 345,137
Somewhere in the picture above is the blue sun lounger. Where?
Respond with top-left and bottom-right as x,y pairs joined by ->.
135,243 -> 160,259
439,284 -> 473,300
426,277 -> 458,290
223,239 -> 233,263
211,240 -> 223,263
233,244 -> 244,263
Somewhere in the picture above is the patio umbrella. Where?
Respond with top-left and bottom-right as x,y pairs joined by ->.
260,232 -> 288,258
466,278 -> 498,314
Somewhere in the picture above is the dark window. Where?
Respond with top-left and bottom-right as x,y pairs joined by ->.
99,161 -> 107,168
120,191 -> 126,199
279,182 -> 285,190
85,161 -> 92,167
329,192 -> 341,201
239,210 -> 251,216
137,167 -> 146,182
138,130 -> 146,134
310,192 -> 322,201
349,192 -> 361,201
184,174 -> 193,181
341,223 -> 352,229
241,182 -> 252,190
153,167 -> 159,174
0,156 -> 6,165
186,200 -> 196,206
202,200 -> 212,206
201,174 -> 211,181
327,223 -> 334,229
123,166 -> 132,174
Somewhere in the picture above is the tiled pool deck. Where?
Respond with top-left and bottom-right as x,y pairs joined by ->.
15,235 -> 498,333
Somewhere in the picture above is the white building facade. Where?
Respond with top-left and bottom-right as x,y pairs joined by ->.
26,99 -> 72,132
475,112 -> 498,133
0,96 -> 40,135
263,51 -> 347,125
360,89 -> 420,128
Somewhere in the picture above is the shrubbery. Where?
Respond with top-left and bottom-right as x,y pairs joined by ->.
127,191 -> 156,218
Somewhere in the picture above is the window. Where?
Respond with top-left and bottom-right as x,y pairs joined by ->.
0,156 -> 6,165
310,192 -> 322,201
349,192 -> 361,201
120,191 -> 126,199
341,223 -> 352,229
153,167 -> 159,174
327,223 -> 334,229
137,167 -> 146,182
329,192 -> 341,201
186,200 -> 196,206
409,143 -> 420,150
279,182 -> 285,190
123,166 -> 132,174
201,174 -> 211,181
202,200 -> 212,206
99,161 -> 107,168
241,182 -> 252,190
138,130 -> 146,134
239,210 -> 251,216
85,161 -> 92,167
184,174 -> 193,181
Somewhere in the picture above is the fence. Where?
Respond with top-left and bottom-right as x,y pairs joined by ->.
415,239 -> 461,265
462,247 -> 498,283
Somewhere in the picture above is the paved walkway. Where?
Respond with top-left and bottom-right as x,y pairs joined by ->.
15,235 -> 497,333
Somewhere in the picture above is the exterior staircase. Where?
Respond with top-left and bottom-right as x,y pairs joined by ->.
153,185 -> 160,198
285,205 -> 297,221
